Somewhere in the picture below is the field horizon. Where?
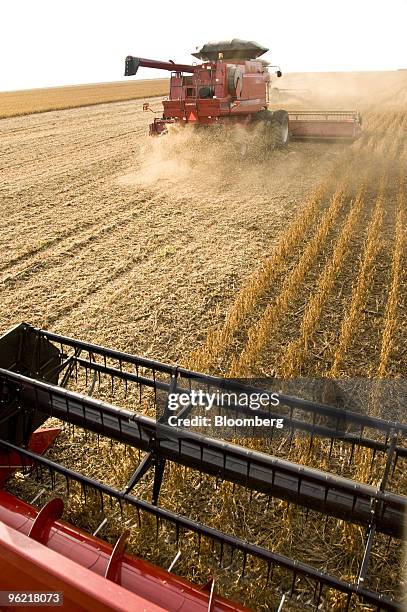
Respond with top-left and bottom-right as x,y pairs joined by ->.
1,69 -> 405,119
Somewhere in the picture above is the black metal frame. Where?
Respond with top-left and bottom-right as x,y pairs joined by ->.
0,367 -> 405,538
0,323 -> 405,611
0,439 -> 402,612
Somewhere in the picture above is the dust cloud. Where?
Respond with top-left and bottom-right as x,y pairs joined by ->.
118,120 -> 342,200
271,70 -> 407,111
117,70 -> 406,208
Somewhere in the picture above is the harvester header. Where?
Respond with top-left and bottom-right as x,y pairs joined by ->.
0,323 -> 405,610
124,38 -> 362,144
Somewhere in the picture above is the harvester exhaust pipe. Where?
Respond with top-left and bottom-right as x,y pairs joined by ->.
125,56 -> 196,77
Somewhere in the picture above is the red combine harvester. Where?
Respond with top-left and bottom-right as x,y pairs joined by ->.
0,488 -> 247,611
0,324 -> 248,611
125,39 -> 362,145
0,323 -> 405,611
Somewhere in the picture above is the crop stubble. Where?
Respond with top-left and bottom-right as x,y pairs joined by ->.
2,71 -> 407,610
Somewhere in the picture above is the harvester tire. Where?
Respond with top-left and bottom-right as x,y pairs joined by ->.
269,110 -> 289,149
254,109 -> 289,150
228,66 -> 244,98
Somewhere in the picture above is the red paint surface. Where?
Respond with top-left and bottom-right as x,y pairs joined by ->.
0,490 -> 249,611
0,428 -> 60,486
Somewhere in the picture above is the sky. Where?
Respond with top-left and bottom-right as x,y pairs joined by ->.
1,0 -> 406,91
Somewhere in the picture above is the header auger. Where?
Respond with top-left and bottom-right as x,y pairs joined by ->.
125,38 -> 362,145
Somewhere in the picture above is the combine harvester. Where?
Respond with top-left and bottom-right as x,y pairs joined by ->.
0,323 -> 406,610
124,39 -> 362,146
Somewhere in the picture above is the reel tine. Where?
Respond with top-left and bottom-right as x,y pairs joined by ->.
219,541 -> 224,566
328,436 -> 334,460
34,459 -> 40,483
241,551 -> 247,578
392,451 -> 399,475
349,442 -> 355,465
290,571 -> 296,596
266,561 -> 274,586
49,465 -> 56,489
370,448 -> 377,468
315,582 -> 323,609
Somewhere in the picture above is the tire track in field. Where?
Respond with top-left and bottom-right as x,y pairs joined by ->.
0,101 -> 151,180
0,203 -> 160,331
1,131 -> 146,191
1,127 -> 146,175
1,158 -> 133,229
1,136 -> 145,198
0,174 -> 150,271
1,107 -> 151,270
0,192 -> 160,285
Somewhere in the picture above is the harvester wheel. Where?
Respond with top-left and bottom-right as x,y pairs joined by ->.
254,109 -> 289,150
269,110 -> 289,149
